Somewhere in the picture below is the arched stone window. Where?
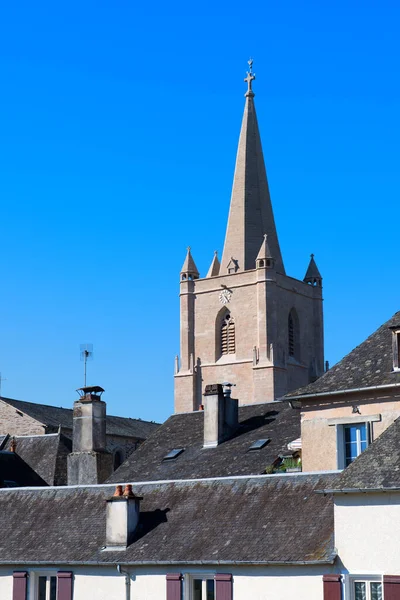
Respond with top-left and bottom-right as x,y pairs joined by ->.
288,309 -> 300,359
221,313 -> 235,356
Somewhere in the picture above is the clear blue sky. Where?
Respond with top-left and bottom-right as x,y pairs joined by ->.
0,1 -> 398,423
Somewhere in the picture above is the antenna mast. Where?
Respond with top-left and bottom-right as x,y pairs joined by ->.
80,344 -> 93,387
0,373 -> 7,397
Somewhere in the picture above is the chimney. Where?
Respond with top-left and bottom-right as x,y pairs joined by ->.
10,437 -> 16,453
105,485 -> 142,549
67,386 -> 113,485
203,383 -> 238,448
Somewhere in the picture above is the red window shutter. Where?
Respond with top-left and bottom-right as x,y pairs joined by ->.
12,572 -> 28,600
166,573 -> 182,600
215,573 -> 232,600
323,574 -> 342,600
384,575 -> 400,600
57,571 -> 73,600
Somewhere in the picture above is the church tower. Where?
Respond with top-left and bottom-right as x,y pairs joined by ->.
174,61 -> 324,413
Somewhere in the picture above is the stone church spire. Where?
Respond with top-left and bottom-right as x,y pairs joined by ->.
220,60 -> 285,274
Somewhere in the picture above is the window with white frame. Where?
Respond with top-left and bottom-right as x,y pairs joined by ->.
348,576 -> 382,600
187,574 -> 215,600
36,574 -> 57,600
344,423 -> 369,467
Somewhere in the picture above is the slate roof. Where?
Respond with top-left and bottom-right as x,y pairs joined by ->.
0,451 -> 47,488
1,396 -> 160,439
4,433 -> 72,486
287,311 -> 400,398
107,401 -> 300,483
0,473 -> 336,565
326,416 -> 400,491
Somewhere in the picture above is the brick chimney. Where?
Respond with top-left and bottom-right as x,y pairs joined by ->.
203,383 -> 238,448
105,485 -> 142,549
67,386 -> 113,485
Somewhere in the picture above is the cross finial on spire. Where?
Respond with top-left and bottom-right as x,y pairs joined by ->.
244,58 -> 256,97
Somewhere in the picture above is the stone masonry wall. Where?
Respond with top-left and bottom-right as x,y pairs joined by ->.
175,266 -> 323,412
0,400 -> 46,436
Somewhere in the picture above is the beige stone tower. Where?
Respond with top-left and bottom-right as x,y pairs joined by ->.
174,61 -> 324,413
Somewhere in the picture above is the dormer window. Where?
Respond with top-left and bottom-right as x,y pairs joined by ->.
392,329 -> 400,371
226,257 -> 239,274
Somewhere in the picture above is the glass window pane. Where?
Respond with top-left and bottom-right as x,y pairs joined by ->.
38,577 -> 47,600
345,426 -> 358,443
50,576 -> 57,600
354,582 -> 366,600
206,579 -> 215,600
359,424 -> 367,443
370,582 -> 382,600
345,442 -> 358,465
193,579 -> 202,600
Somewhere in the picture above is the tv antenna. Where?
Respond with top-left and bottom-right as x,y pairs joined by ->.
80,344 -> 93,387
0,372 -> 7,397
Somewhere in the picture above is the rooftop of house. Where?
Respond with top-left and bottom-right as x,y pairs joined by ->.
107,401 -> 300,483
325,416 -> 400,492
286,311 -> 400,398
3,433 -> 72,486
0,473 -> 336,565
1,396 -> 160,439
0,451 -> 47,488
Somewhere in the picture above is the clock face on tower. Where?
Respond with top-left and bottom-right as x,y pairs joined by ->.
219,289 -> 232,305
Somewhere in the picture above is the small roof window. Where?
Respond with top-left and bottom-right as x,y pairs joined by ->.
163,448 -> 184,461
248,438 -> 270,451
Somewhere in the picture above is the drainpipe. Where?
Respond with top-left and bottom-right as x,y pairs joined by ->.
117,564 -> 131,600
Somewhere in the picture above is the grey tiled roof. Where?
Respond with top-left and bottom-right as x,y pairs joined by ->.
4,434 -> 72,486
329,416 -> 400,491
1,397 -> 160,439
107,401 -> 300,483
287,311 -> 400,398
0,452 -> 47,488
0,473 -> 336,565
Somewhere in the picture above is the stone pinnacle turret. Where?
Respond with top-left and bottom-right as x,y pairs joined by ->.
304,254 -> 322,287
180,247 -> 199,281
220,60 -> 285,274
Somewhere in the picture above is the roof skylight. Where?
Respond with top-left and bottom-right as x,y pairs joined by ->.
163,448 -> 184,461
248,438 -> 270,451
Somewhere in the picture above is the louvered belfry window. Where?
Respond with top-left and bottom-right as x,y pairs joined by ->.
288,313 -> 295,357
221,314 -> 235,355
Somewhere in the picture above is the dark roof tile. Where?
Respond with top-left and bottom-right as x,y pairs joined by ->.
108,401 -> 300,483
4,434 -> 72,486
0,474 -> 336,564
1,397 -> 160,439
0,452 -> 48,488
331,416 -> 400,490
287,311 -> 400,397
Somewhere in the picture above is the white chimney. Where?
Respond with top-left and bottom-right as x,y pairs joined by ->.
203,383 -> 238,448
105,485 -> 142,550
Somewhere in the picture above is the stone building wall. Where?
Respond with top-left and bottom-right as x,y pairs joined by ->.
175,266 -> 323,413
0,400 -> 46,436
301,388 -> 400,471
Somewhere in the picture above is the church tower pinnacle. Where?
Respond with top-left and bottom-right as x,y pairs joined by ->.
220,60 -> 285,274
174,61 -> 324,413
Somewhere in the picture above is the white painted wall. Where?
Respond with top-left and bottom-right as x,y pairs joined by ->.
335,491 -> 400,574
226,566 -> 326,600
0,563 -> 334,600
0,571 -> 13,599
